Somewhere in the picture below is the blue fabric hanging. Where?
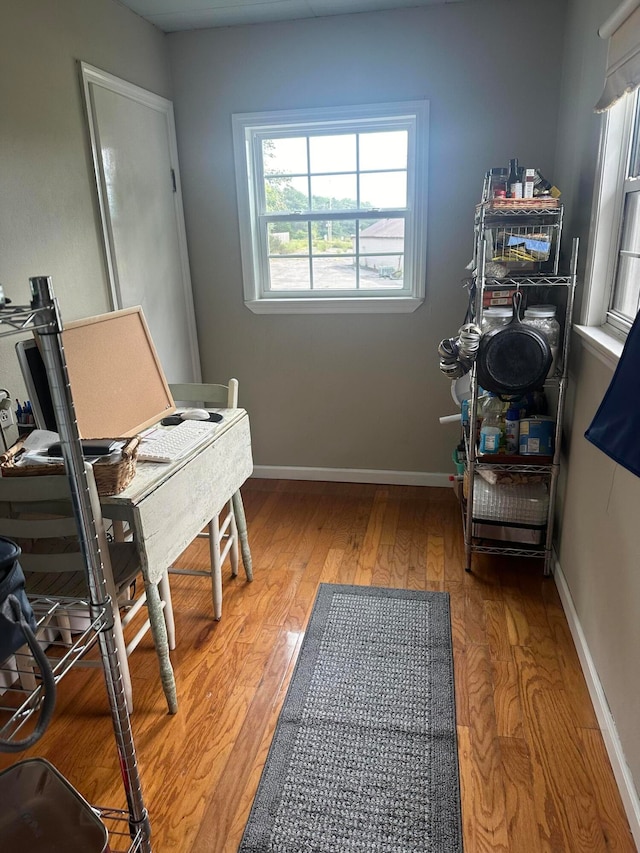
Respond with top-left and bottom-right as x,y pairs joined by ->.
585,310 -> 640,478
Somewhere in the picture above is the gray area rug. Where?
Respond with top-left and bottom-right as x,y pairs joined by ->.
238,584 -> 463,852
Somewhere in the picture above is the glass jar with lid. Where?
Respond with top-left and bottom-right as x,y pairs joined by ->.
523,304 -> 561,376
481,306 -> 512,335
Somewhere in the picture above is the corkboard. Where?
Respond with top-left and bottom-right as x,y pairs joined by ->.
60,307 -> 176,438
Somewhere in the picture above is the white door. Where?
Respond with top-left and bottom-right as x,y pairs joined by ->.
80,62 -> 200,384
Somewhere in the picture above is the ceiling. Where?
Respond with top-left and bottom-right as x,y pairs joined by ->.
116,0 -> 464,32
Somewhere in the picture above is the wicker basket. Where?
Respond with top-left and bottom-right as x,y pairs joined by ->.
483,197 -> 561,210
0,436 -> 140,496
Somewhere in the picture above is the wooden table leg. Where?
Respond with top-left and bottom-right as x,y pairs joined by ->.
144,579 -> 178,714
231,490 -> 253,581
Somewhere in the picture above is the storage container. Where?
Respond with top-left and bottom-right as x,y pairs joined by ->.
472,521 -> 543,545
472,478 -> 549,526
519,416 -> 555,456
484,221 -> 558,273
481,306 -> 512,334
524,304 -> 561,376
0,758 -> 109,852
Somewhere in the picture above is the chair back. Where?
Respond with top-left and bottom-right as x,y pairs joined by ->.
170,380 -> 238,408
0,467 -> 109,579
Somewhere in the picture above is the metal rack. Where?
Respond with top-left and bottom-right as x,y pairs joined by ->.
0,277 -> 151,852
473,201 -> 564,276
463,205 -> 578,576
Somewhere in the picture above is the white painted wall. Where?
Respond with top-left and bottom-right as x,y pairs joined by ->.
554,0 -> 640,806
167,0 -> 567,477
0,0 -> 171,437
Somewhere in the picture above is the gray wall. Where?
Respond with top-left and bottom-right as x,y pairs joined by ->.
0,0 -> 171,433
167,0 -> 567,476
554,0 -> 640,799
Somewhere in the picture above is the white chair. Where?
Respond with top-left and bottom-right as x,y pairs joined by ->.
0,467 -> 177,714
169,381 -> 253,620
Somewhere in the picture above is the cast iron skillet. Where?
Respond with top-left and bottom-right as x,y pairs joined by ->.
476,292 -> 552,395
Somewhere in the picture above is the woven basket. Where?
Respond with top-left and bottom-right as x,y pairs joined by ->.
0,436 -> 140,496
483,197 -> 561,210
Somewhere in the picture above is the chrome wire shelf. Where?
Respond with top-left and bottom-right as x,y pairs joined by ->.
0,300 -> 59,338
468,543 -> 546,558
476,207 -> 562,217
474,462 -> 554,474
458,498 -> 547,558
0,596 -> 107,743
482,275 -> 574,287
463,429 -> 554,475
94,807 -> 146,853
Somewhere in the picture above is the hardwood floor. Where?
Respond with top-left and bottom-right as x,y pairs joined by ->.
0,479 -> 635,851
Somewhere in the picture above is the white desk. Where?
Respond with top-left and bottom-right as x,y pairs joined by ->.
101,409 -> 253,586
98,409 -> 252,711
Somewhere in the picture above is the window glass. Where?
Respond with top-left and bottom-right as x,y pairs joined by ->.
360,131 -> 408,170
310,175 -> 358,210
263,137 -> 307,175
608,93 -> 640,328
359,172 -> 407,209
611,191 -> 640,319
309,134 -> 356,173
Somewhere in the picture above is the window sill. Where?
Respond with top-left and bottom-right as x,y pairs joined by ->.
245,296 -> 424,315
574,324 -> 625,370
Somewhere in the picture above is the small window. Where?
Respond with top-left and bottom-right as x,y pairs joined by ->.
610,92 -> 640,330
232,102 -> 429,314
584,91 -> 640,339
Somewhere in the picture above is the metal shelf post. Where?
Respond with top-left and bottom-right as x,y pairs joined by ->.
0,276 -> 151,852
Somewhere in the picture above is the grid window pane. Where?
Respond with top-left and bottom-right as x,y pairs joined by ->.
264,175 -> 309,213
309,134 -> 356,173
360,171 -> 407,208
310,175 -> 357,210
612,254 -> 640,318
629,95 -> 640,179
359,217 -> 404,285
263,137 -> 307,175
613,191 -> 640,321
311,257 -> 356,290
619,190 -> 640,251
268,222 -> 310,256
360,130 -> 408,171
311,219 -> 356,253
269,257 -> 311,290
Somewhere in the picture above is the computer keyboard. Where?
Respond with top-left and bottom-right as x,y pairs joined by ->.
137,419 -> 219,463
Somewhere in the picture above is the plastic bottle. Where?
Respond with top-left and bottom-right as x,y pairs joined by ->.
479,393 -> 505,454
505,404 -> 520,453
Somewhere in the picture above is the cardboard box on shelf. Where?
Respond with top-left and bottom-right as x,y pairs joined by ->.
482,288 -> 519,308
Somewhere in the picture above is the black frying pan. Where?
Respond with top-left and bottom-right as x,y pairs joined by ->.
476,292 -> 552,395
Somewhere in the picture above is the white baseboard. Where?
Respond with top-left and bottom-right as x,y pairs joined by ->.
554,557 -> 640,849
251,465 -> 451,488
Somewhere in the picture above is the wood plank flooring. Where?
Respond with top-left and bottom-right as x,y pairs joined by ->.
0,480 -> 635,851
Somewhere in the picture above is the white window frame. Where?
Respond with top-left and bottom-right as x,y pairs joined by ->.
232,101 -> 429,314
578,93 -> 638,366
